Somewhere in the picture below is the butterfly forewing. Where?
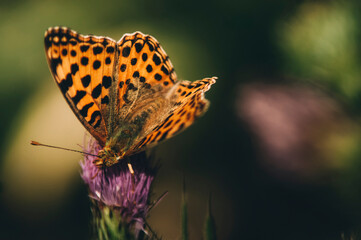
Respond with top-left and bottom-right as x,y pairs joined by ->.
44,27 -> 117,146
116,32 -> 177,108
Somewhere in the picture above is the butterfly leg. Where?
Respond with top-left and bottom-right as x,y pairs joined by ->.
127,163 -> 136,195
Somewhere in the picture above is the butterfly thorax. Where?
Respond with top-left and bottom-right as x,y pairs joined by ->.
94,117 -> 145,168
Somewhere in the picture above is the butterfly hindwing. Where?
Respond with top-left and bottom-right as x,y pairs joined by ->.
44,27 -> 117,145
130,77 -> 216,152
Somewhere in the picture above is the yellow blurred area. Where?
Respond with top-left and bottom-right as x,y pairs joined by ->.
2,82 -> 85,218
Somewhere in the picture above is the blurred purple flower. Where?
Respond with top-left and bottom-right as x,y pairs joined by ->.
237,83 -> 357,182
80,138 -> 155,237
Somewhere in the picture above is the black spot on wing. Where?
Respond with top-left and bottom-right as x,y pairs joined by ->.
154,113 -> 174,131
87,37 -> 95,44
93,46 -> 103,55
59,73 -> 73,94
101,95 -> 109,104
128,83 -> 134,90
92,84 -> 102,98
133,71 -> 139,78
154,73 -> 162,81
101,38 -> 109,47
69,39 -> 77,46
149,132 -> 161,144
79,102 -> 94,117
88,110 -> 101,125
146,41 -> 154,51
154,131 -> 162,139
146,65 -> 152,73
152,53 -> 161,65
50,57 -> 62,74
102,76 -> 112,89
158,130 -> 170,142
161,65 -> 169,75
135,137 -> 147,148
81,75 -> 91,88
180,110 -> 187,117
164,120 -> 173,128
131,58 -> 137,65
135,42 -> 143,53
142,136 -> 152,146
80,45 -> 89,52
81,57 -> 88,66
122,46 -> 130,57
93,60 -> 101,70
71,63 -> 79,75
93,119 -> 101,129
120,64 -> 126,72
71,90 -> 86,106
106,46 -> 115,53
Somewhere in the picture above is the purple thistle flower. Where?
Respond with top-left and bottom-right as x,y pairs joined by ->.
80,138 -> 156,238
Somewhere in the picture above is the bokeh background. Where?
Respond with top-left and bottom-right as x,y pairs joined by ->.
1,0 -> 361,239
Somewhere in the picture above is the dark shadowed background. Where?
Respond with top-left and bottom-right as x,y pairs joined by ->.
1,0 -> 361,239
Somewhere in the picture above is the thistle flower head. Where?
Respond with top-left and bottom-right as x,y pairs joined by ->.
80,138 -> 155,237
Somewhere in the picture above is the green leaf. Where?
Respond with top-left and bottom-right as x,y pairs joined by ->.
204,194 -> 217,240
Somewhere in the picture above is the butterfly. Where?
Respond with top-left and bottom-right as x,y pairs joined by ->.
44,27 -> 216,168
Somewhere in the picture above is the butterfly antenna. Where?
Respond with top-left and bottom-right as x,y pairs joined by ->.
148,191 -> 168,212
30,140 -> 98,157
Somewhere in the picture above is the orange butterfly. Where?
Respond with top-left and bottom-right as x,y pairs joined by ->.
44,27 -> 216,168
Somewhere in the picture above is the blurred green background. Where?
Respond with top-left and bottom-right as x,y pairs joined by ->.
2,0 -> 361,239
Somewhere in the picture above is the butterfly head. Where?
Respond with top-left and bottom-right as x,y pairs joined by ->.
93,147 -> 123,168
